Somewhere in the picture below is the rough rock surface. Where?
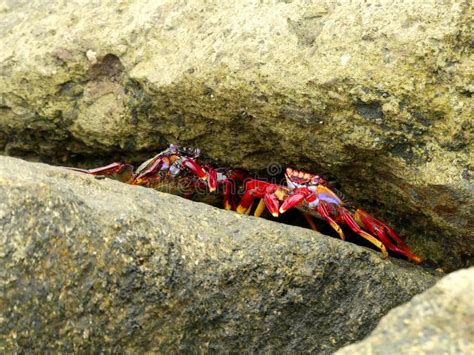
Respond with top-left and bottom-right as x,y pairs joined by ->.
337,267 -> 474,355
0,156 -> 437,353
0,1 -> 472,270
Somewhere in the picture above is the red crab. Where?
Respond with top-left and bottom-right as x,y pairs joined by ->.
68,145 -> 207,186
235,168 -> 421,263
66,145 -> 421,263
66,144 -> 246,206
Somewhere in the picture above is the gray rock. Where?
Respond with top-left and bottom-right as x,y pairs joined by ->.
0,0 -> 472,271
0,156 -> 437,353
336,267 -> 474,355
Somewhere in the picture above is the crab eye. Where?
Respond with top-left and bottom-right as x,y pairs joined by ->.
194,148 -> 201,157
169,144 -> 177,153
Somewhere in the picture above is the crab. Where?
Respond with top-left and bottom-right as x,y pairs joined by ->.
66,144 -> 247,206
68,145 -> 207,186
234,168 -> 421,263
66,144 -> 421,263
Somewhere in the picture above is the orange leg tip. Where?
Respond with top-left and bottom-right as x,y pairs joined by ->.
254,199 -> 266,218
236,206 -> 247,214
332,225 -> 345,240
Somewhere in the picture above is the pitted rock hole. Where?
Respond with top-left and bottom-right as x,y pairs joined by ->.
355,101 -> 383,121
88,54 -> 124,79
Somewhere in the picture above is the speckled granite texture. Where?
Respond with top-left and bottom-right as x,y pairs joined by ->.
337,267 -> 474,355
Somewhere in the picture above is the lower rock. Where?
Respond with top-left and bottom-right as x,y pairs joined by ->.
336,267 -> 474,355
1,157 -> 437,353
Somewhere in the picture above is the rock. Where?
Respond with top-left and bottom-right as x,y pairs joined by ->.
0,1 -> 472,270
1,156 -> 437,353
336,267 -> 474,355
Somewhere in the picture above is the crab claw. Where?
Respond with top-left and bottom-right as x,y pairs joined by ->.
264,193 -> 280,217
181,158 -> 207,180
205,165 -> 218,192
279,187 -> 312,214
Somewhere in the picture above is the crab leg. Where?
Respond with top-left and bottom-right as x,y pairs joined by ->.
236,189 -> 257,214
76,162 -> 121,174
220,169 -> 248,211
339,207 -> 389,258
203,165 -> 218,192
68,162 -> 127,175
317,201 -> 346,241
254,198 -> 266,217
237,182 -> 282,217
67,163 -> 134,183
134,157 -> 168,183
237,189 -> 277,216
222,180 -> 233,210
136,155 -> 169,177
263,192 -> 280,217
181,158 -> 208,180
355,209 -> 411,252
354,210 -> 421,262
373,228 -> 421,263
237,180 -> 269,214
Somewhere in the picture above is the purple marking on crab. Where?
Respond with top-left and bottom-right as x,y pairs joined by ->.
161,159 -> 170,169
318,192 -> 342,206
169,164 -> 181,176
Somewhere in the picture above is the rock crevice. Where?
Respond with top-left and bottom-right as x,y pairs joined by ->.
0,0 -> 472,270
